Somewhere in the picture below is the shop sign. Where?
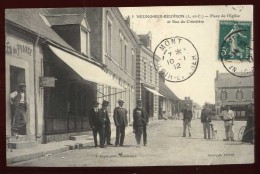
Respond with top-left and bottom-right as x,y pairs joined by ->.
39,77 -> 56,87
5,35 -> 33,58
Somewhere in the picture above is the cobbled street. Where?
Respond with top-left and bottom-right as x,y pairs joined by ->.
11,119 -> 254,167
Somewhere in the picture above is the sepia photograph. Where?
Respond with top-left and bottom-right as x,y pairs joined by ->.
5,5 -> 254,167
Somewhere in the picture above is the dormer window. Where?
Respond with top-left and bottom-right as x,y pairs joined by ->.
43,13 -> 91,58
80,27 -> 90,57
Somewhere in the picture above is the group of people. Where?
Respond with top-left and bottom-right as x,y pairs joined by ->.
200,104 -> 235,141
182,103 -> 254,143
89,99 -> 149,148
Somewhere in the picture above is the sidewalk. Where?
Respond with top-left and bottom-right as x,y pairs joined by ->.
6,124 -> 134,165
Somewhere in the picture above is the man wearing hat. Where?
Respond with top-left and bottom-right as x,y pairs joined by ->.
10,83 -> 27,138
89,101 -> 100,148
113,99 -> 128,147
201,103 -> 213,139
98,100 -> 113,148
182,103 -> 193,137
133,99 -> 149,147
219,105 -> 235,141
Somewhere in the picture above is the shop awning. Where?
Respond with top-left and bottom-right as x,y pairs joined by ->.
48,45 -> 124,89
144,86 -> 164,97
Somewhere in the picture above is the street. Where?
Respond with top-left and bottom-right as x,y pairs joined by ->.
10,119 -> 254,166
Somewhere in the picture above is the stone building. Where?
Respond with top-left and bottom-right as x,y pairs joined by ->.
215,71 -> 254,120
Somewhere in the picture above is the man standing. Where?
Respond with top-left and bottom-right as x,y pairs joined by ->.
10,83 -> 27,139
182,104 -> 193,137
201,103 -> 213,139
89,101 -> 100,148
98,100 -> 113,148
219,105 -> 235,141
113,99 -> 128,147
133,99 -> 148,147
242,103 -> 254,144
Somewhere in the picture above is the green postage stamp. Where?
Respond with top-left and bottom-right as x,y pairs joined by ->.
219,21 -> 252,61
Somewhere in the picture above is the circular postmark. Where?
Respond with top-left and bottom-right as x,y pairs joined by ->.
153,36 -> 199,82
220,22 -> 253,78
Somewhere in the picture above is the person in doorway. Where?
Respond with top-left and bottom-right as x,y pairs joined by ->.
98,100 -> 113,148
242,103 -> 254,144
89,101 -> 100,148
182,104 -> 193,137
113,99 -> 128,147
219,105 -> 235,141
201,103 -> 213,139
133,99 -> 148,147
10,83 -> 27,139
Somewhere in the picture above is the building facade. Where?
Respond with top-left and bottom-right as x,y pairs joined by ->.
85,8 -> 137,121
215,71 -> 254,120
132,31 -> 161,120
6,8 -> 123,145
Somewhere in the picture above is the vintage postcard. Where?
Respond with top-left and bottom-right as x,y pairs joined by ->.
5,5 -> 254,167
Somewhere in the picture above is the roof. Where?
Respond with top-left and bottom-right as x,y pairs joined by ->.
5,8 -> 74,50
44,8 -> 85,15
159,79 -> 180,101
130,29 -> 142,45
215,72 -> 253,88
45,14 -> 86,26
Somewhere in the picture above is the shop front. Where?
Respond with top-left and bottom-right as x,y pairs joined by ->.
43,45 -> 123,143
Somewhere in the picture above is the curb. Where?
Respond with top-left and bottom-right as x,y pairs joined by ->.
7,126 -> 134,165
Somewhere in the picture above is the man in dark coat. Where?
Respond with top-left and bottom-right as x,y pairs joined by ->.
98,100 -> 113,148
201,103 -> 213,139
89,101 -> 100,148
242,103 -> 254,144
182,104 -> 193,137
133,99 -> 149,147
113,99 -> 128,147
10,83 -> 27,139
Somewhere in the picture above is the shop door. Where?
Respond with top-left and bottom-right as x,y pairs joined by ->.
10,65 -> 26,135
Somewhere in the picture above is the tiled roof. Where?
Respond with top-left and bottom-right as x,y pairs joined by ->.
45,14 -> 85,26
159,78 -> 180,101
215,72 -> 253,88
5,8 -> 74,50
44,8 -> 85,15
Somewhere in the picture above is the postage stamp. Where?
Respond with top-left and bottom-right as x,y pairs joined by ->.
219,21 -> 253,77
219,21 -> 252,61
153,36 -> 199,82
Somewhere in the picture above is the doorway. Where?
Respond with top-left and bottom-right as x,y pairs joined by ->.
10,65 -> 26,135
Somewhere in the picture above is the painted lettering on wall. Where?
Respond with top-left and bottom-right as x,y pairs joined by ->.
5,35 -> 33,58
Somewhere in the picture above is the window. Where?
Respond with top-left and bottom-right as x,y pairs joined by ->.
119,31 -> 128,69
80,28 -> 89,57
131,49 -> 135,76
143,59 -> 147,81
106,14 -> 113,56
149,62 -> 153,84
220,90 -> 227,101
236,90 -> 243,101
155,73 -> 158,86
120,32 -> 124,66
124,43 -> 127,69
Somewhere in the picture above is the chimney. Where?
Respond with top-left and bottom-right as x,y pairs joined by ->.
216,70 -> 219,80
138,31 -> 152,50
125,16 -> 130,27
159,70 -> 165,83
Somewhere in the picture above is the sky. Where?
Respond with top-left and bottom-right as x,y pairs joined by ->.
119,5 -> 253,106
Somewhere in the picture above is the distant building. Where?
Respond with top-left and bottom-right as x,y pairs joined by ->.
192,102 -> 202,119
215,71 -> 254,120
159,74 -> 180,119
